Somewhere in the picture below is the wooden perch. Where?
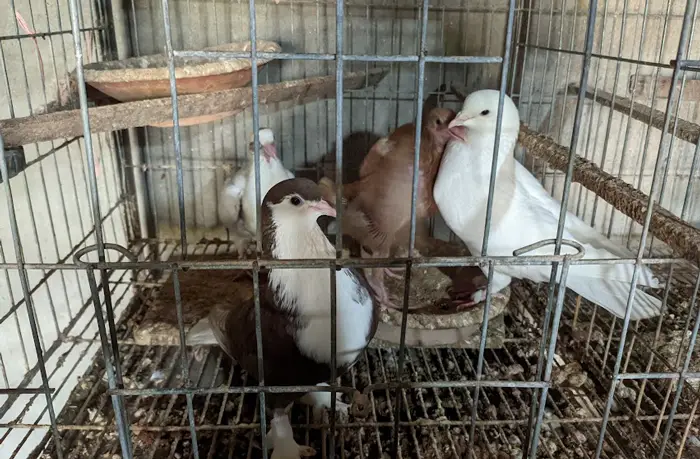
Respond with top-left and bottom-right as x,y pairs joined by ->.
451,83 -> 700,265
567,84 -> 700,145
0,69 -> 388,148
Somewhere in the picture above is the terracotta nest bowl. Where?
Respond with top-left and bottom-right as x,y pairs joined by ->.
83,40 -> 282,128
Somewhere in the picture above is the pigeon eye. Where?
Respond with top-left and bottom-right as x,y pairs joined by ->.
290,196 -> 302,206
480,110 -> 490,116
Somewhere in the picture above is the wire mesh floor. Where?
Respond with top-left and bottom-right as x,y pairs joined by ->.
30,240 -> 700,459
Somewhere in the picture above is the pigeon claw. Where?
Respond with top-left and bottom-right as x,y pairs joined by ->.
380,295 -> 402,310
192,346 -> 208,363
452,299 -> 479,311
383,267 -> 404,280
298,446 -> 316,457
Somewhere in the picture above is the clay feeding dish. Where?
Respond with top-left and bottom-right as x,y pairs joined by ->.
369,238 -> 510,349
83,40 -> 282,128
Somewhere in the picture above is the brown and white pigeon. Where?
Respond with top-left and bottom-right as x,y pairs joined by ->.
190,178 -> 379,459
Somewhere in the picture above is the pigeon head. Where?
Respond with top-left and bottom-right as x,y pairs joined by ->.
248,128 -> 278,163
423,107 -> 457,147
448,90 -> 520,141
261,178 -> 337,258
263,177 -> 335,229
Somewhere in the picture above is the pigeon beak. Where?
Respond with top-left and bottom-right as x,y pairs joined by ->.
308,199 -> 337,218
262,144 -> 277,162
448,113 -> 472,142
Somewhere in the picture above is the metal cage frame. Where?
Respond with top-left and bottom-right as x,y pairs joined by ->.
1,0 -> 700,458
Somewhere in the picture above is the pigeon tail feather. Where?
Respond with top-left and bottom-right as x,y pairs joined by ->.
566,275 -> 662,321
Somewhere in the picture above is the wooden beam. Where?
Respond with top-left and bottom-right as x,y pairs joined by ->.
0,69 -> 388,148
451,83 -> 700,265
568,84 -> 700,145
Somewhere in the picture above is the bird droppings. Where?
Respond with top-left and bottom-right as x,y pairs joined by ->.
615,383 -> 637,401
149,370 -> 166,383
503,364 -> 525,377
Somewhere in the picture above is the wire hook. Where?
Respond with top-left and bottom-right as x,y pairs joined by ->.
73,243 -> 138,267
512,238 -> 586,260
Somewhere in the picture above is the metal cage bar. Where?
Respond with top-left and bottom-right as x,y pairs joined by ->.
3,1 -> 700,459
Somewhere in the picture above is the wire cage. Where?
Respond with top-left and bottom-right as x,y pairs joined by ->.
1,0 -> 700,458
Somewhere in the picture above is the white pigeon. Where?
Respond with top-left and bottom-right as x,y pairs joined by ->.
218,128 -> 294,257
433,89 -> 662,321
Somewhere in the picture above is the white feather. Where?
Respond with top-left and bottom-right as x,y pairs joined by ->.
240,159 -> 294,234
218,171 -> 247,231
434,90 -> 662,321
267,412 -> 315,459
268,203 -> 375,367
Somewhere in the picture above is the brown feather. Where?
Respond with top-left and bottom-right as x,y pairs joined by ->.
341,108 -> 456,254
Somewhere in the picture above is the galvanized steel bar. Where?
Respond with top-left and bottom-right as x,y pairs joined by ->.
0,253 -> 686,272
171,271 -> 201,459
518,43 -> 672,69
65,0 -> 106,263
468,261 -> 496,455
465,4 -> 517,451
525,0 -> 598,451
251,265 -> 268,459
623,0 -> 675,253
329,267 -> 338,458
331,0 -> 346,455
392,0 -> 429,453
527,256 -> 573,459
0,136 -> 65,459
67,0 -> 127,408
479,0 -> 517,255
4,411 -> 697,432
84,268 -> 134,459
107,378 -> 550,397
0,388 -> 54,395
246,1 -> 270,457
174,49 -> 503,64
334,0 -> 345,258
585,0 -> 636,235
160,0 -> 188,254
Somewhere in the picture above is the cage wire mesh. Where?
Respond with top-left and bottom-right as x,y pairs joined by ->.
0,0 -> 699,458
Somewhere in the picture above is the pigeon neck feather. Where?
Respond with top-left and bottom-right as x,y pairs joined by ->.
267,213 -> 336,310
